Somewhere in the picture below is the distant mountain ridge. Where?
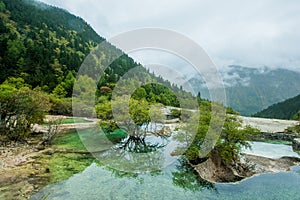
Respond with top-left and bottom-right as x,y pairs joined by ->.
253,93 -> 300,120
188,65 -> 300,116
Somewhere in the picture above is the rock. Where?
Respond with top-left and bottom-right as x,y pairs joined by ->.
192,158 -> 247,183
244,154 -> 300,174
239,116 -> 298,133
292,138 -> 300,151
253,132 -> 297,141
36,145 -> 45,151
191,154 -> 300,183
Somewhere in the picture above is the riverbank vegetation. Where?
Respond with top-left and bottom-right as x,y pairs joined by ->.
0,77 -> 50,142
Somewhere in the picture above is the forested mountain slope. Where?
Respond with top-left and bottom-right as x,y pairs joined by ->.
0,0 -> 191,114
0,0 -> 104,90
253,93 -> 300,120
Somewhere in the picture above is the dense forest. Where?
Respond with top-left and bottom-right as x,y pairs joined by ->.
0,0 -> 102,88
253,93 -> 300,120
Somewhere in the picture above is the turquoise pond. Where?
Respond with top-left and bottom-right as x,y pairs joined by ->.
30,162 -> 300,200
30,128 -> 300,200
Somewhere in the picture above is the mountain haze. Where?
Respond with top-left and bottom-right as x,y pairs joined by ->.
189,65 -> 300,116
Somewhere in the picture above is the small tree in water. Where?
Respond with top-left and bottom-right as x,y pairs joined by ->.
110,95 -> 167,153
174,105 -> 260,165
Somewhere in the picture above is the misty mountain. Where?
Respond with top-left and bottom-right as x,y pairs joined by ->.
188,65 -> 300,116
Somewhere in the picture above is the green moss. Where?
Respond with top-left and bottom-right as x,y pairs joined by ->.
53,129 -> 127,151
52,131 -> 87,151
43,153 -> 94,183
51,129 -> 126,152
106,129 -> 127,144
39,131 -> 94,183
43,118 -> 92,125
41,128 -> 127,183
61,118 -> 92,124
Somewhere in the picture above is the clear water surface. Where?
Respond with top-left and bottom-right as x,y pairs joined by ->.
31,129 -> 300,200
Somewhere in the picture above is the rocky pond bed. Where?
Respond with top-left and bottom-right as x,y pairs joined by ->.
0,117 -> 97,200
0,134 -> 95,200
192,147 -> 300,183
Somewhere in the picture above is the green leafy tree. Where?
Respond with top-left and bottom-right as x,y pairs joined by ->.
149,104 -> 165,132
0,81 -> 50,141
214,116 -> 260,164
129,98 -> 150,127
49,95 -> 72,115
73,75 -> 97,117
174,104 -> 259,165
0,1 -> 5,12
63,71 -> 75,97
95,101 -> 112,120
132,87 -> 147,100
3,77 -> 30,89
53,83 -> 67,98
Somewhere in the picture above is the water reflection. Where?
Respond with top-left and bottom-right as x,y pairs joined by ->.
116,135 -> 167,153
97,156 -> 216,193
30,158 -> 300,200
172,158 -> 216,192
30,156 -> 217,200
93,125 -> 176,173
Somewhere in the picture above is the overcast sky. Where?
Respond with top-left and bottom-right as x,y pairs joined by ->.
39,0 -> 300,72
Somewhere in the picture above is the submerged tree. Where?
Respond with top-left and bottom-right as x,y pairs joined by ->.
107,95 -> 169,153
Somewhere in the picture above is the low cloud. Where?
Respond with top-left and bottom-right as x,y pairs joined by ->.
39,0 -> 300,72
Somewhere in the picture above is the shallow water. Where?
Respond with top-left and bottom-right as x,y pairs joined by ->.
31,130 -> 300,200
243,141 -> 300,159
31,162 -> 300,200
